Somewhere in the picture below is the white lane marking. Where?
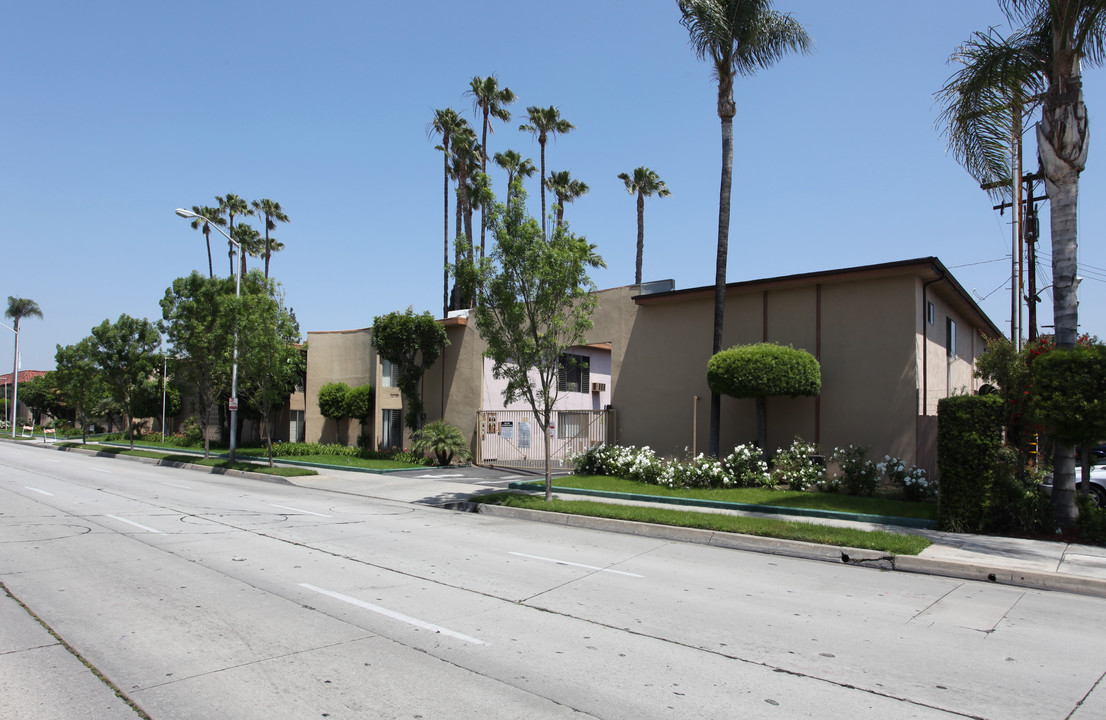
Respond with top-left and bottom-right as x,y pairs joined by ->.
106,515 -> 165,534
271,503 -> 331,518
299,584 -> 487,646
508,552 -> 644,578
499,475 -> 524,480
475,481 -> 504,485
45,459 -> 62,463
163,483 -> 191,489
25,487 -> 54,496
415,473 -> 465,479
93,468 -> 112,474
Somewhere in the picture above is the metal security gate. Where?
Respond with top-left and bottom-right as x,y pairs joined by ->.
476,409 -> 615,470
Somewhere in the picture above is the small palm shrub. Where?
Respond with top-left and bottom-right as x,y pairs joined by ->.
411,420 -> 471,466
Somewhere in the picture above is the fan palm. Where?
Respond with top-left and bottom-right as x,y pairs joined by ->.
544,170 -> 589,229
466,75 -> 516,259
679,0 -> 811,457
493,149 -> 537,212
519,106 -> 575,239
251,199 -> 290,279
187,205 -> 226,278
5,296 -> 43,436
429,108 -> 466,316
618,167 -> 672,285
233,224 -> 262,276
999,0 -> 1106,528
215,193 -> 253,277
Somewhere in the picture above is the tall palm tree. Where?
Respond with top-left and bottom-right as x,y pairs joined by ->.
450,126 -> 481,309
234,223 -> 262,276
493,149 -> 537,212
465,75 -> 516,259
215,193 -> 253,278
429,108 -> 466,316
1000,0 -> 1106,528
936,25 -> 1048,347
679,0 -> 811,458
618,167 -> 672,285
5,296 -> 43,437
251,199 -> 290,279
188,204 -> 227,278
519,106 -> 575,239
544,170 -> 589,229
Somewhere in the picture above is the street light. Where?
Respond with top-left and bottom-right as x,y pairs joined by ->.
1,320 -> 15,436
174,208 -> 242,463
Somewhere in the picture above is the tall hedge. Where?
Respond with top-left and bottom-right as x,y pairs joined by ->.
937,394 -> 1003,533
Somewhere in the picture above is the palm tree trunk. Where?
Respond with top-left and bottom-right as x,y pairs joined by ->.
204,228 -> 214,279
709,114 -> 734,458
539,139 -> 547,240
480,108 -> 489,261
443,145 -> 450,317
635,190 -> 645,285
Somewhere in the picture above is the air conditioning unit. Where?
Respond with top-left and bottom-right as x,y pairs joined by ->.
591,382 -> 606,393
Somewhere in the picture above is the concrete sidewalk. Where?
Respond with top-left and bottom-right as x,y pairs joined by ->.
289,465 -> 1106,599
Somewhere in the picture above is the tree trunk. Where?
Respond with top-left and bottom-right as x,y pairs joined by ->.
709,113 -> 734,458
443,140 -> 451,318
635,190 -> 645,285
543,410 -> 553,501
539,139 -> 547,240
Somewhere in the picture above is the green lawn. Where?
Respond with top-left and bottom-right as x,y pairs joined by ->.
527,475 -> 938,521
238,452 -> 426,471
481,493 -> 931,555
62,443 -> 317,477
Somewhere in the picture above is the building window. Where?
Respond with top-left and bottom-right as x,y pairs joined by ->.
381,408 -> 402,449
558,353 -> 590,393
381,358 -> 396,388
927,301 -> 935,325
557,411 -> 590,439
946,317 -> 957,359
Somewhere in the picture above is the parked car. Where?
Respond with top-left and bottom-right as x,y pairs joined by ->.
1041,466 -> 1106,508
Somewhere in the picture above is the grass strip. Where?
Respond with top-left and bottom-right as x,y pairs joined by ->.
480,493 -> 931,555
67,444 -> 316,477
542,475 -> 937,521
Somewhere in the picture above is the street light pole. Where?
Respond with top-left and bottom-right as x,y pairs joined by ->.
175,208 -> 241,463
1,320 -> 16,437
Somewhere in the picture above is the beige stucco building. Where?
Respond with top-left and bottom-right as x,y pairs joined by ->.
301,257 -> 1000,474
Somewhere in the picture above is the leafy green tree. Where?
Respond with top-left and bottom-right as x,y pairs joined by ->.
466,75 -> 516,259
131,373 -> 182,435
999,0 -> 1106,528
429,108 -> 467,316
544,170 -> 589,229
1031,344 -> 1106,516
519,106 -> 575,240
236,274 -> 305,466
89,315 -> 161,449
370,307 -> 449,433
18,374 -> 61,425
618,167 -> 672,285
161,272 -> 236,458
186,204 -> 227,278
318,382 -> 351,444
456,184 -> 599,499
344,383 -> 374,444
251,199 -> 290,279
493,149 -> 537,213
411,419 -> 471,466
6,296 -> 43,434
679,0 -> 811,457
707,342 -> 821,461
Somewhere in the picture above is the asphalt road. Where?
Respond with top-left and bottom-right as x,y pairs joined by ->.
2,444 -> 1105,719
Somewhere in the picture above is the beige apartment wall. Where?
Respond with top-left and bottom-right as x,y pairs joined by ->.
422,318 -> 486,450
918,283 -> 988,416
616,274 -> 922,463
304,328 -> 374,444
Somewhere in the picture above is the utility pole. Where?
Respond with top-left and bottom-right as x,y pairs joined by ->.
984,169 -> 1046,349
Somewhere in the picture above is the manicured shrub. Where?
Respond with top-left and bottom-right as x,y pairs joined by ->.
829,445 -> 880,496
937,394 -> 1003,533
720,444 -> 771,487
770,437 -> 824,491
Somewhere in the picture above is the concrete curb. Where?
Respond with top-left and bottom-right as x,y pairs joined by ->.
46,442 -> 293,484
475,503 -> 1106,599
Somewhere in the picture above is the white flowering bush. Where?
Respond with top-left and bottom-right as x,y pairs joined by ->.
829,444 -> 880,496
720,443 -> 771,487
573,442 -> 772,489
877,455 -> 933,501
770,437 -> 825,491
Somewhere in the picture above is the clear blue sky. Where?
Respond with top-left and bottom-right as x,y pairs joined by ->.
3,1 -> 1104,372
